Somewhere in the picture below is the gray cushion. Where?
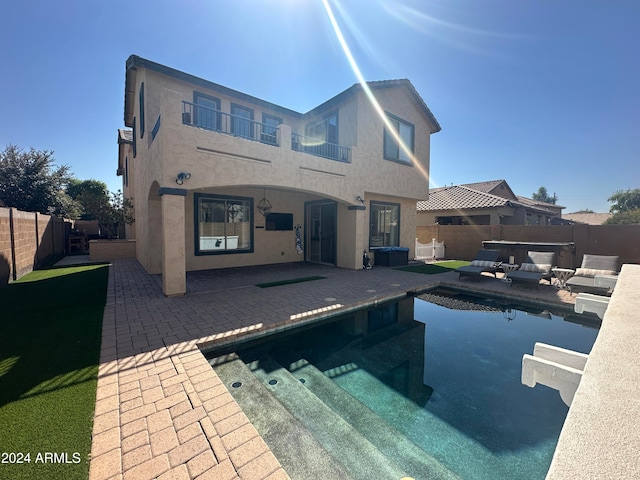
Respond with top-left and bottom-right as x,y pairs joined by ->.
525,251 -> 555,267
580,254 -> 619,273
507,270 -> 544,283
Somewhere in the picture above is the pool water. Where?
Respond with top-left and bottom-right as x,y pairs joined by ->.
208,289 -> 600,480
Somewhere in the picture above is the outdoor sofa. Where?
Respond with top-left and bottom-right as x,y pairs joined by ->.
455,249 -> 501,280
566,254 -> 619,295
507,251 -> 555,289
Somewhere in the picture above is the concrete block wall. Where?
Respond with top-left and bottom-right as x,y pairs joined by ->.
0,207 -> 71,285
89,239 -> 137,261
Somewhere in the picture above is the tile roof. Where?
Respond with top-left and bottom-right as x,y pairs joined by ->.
417,182 -> 563,216
516,196 -> 565,211
417,185 -> 511,211
118,129 -> 133,144
562,213 -> 612,225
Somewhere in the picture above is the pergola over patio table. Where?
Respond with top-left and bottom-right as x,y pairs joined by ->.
482,240 -> 576,269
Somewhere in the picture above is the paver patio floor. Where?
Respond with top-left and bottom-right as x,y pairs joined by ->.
86,259 -> 575,480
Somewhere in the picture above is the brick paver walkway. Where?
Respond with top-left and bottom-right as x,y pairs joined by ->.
86,259 -> 575,480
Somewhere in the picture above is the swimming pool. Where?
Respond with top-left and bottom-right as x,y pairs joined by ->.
206,289 -> 600,479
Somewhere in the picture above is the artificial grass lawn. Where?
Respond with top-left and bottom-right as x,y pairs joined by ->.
0,264 -> 109,480
394,260 -> 470,275
256,275 -> 327,288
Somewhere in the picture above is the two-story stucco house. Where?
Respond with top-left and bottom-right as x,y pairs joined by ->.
119,55 -> 440,295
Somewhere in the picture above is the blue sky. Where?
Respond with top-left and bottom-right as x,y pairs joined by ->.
1,0 -> 638,213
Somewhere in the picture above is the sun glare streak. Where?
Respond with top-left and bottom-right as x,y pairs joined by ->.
380,2 -> 531,58
394,5 -> 530,39
321,0 -> 430,183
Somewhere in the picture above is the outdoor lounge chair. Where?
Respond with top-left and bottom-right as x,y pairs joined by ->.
455,249 -> 501,280
507,251 -> 555,289
566,254 -> 619,295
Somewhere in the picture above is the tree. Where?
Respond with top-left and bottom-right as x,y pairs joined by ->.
607,188 -> 640,214
532,186 -> 557,205
78,189 -> 134,239
66,179 -> 110,220
605,188 -> 640,225
0,144 -> 79,216
604,209 -> 640,225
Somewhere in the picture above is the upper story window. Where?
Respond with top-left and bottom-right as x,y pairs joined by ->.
261,113 -> 281,145
384,113 -> 414,164
306,111 -> 338,145
231,104 -> 254,139
132,117 -> 137,158
139,83 -> 145,138
194,92 -> 221,131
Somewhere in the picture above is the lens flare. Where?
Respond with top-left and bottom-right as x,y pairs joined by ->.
321,0 -> 430,183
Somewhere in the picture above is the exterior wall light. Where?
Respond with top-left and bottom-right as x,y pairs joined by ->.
175,172 -> 191,185
356,195 -> 365,204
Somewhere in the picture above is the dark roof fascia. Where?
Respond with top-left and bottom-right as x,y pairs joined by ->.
124,55 -> 303,127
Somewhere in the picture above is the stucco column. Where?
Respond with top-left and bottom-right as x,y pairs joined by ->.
348,204 -> 367,269
159,188 -> 187,296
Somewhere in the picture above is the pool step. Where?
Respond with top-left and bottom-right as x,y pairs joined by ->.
249,354 -> 412,480
281,355 -> 461,480
213,355 -> 352,480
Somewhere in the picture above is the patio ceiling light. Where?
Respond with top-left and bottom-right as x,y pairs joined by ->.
257,187 -> 272,217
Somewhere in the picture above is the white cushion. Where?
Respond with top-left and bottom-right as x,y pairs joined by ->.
470,260 -> 496,268
575,267 -> 617,278
519,262 -> 551,273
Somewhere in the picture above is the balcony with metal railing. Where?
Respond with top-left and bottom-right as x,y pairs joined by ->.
291,132 -> 350,163
182,101 -> 279,146
182,101 -> 351,163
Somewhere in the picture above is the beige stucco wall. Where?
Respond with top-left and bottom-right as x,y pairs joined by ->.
124,63 -> 436,275
89,240 -> 136,261
140,68 -> 432,205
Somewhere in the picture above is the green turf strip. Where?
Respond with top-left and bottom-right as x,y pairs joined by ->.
0,263 -> 109,480
256,275 -> 326,288
394,260 -> 470,275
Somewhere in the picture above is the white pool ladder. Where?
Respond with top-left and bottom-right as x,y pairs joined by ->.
522,342 -> 588,407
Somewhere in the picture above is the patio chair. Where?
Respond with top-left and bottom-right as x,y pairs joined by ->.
566,254 -> 619,295
455,249 -> 501,280
507,251 -> 555,289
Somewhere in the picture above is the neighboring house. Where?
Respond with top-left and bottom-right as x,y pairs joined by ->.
119,55 -> 441,295
562,212 -> 612,225
416,180 -> 564,226
117,129 -> 135,240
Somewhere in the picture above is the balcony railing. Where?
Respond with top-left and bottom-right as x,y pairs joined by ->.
182,101 -> 279,146
181,101 -> 351,163
291,133 -> 351,163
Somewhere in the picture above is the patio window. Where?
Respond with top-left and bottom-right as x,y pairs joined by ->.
369,201 -> 400,248
195,194 -> 253,255
384,113 -> 414,164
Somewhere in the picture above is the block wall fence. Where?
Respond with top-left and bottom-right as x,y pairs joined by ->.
417,224 -> 640,268
0,207 -> 72,285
